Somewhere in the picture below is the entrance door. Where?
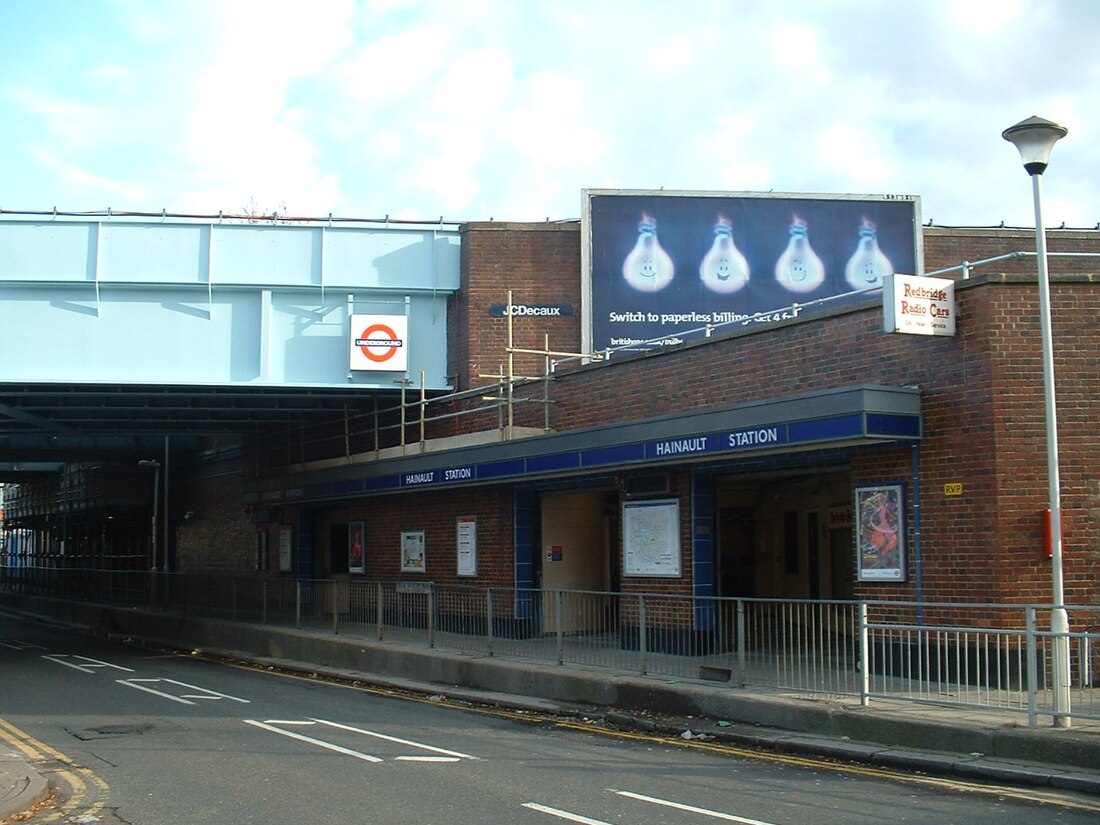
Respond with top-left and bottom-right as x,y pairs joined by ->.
325,523 -> 350,616
718,507 -> 756,597
830,526 -> 855,600
540,492 -> 609,633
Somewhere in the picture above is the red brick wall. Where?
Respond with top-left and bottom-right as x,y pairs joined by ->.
450,222 -> 582,392
519,274 -> 1098,606
351,486 -> 515,587
923,227 -> 1100,276
232,224 -> 1100,611
175,450 -> 255,573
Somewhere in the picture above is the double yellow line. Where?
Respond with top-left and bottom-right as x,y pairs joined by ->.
0,716 -> 108,822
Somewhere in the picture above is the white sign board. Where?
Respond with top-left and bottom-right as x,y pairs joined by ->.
349,314 -> 409,372
456,516 -> 477,577
883,274 -> 956,336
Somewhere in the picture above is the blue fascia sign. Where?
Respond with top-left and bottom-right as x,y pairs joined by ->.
301,411 -> 916,499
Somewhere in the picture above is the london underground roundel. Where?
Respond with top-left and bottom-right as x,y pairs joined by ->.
349,314 -> 409,372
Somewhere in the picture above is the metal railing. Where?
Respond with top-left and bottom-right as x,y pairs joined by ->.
2,567 -> 1097,727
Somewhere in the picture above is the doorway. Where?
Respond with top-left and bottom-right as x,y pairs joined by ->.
539,491 -> 616,633
717,506 -> 756,597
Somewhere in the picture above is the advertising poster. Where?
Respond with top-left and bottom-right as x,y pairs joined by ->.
583,190 -> 921,353
855,484 -> 906,581
401,530 -> 426,573
622,499 -> 681,577
349,520 -> 365,574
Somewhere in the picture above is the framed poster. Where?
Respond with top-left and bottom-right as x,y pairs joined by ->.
278,525 -> 293,573
622,499 -> 681,577
456,516 -> 477,577
349,521 -> 365,574
401,530 -> 426,573
855,484 -> 906,581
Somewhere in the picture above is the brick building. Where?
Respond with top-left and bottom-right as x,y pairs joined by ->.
3,208 -> 1097,624
227,220 -> 1099,616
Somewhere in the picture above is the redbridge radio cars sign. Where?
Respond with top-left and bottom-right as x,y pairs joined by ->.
349,314 -> 409,372
883,274 -> 956,336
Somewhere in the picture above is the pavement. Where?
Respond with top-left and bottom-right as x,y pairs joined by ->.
4,593 -> 1100,820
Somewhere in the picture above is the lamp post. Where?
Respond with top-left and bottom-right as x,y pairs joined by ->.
138,459 -> 161,572
1002,115 -> 1071,728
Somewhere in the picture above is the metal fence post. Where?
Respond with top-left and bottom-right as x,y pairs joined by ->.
859,601 -> 870,707
1026,606 -> 1038,727
428,584 -> 436,649
486,588 -> 495,657
736,599 -> 746,687
333,581 -> 340,635
262,577 -> 267,624
556,590 -> 564,665
295,580 -> 302,629
638,594 -> 648,676
376,581 -> 384,640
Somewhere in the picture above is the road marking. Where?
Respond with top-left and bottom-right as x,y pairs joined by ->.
310,718 -> 477,759
117,678 -> 251,705
0,639 -> 47,650
522,802 -> 614,824
0,715 -> 110,822
43,654 -> 135,673
243,719 -> 477,764
244,719 -> 384,762
612,789 -> 778,824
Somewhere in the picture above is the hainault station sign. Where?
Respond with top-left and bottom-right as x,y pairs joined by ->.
246,385 -> 921,506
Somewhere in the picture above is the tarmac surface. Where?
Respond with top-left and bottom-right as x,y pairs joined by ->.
4,594 -> 1100,820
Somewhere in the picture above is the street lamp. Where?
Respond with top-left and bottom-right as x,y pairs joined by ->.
138,459 -> 161,571
1002,115 -> 1071,728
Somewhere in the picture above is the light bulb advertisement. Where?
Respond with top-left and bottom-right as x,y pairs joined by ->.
584,189 -> 921,353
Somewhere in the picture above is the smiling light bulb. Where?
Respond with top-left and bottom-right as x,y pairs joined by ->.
700,215 -> 750,294
845,218 -> 894,290
775,215 -> 826,293
622,213 -> 674,292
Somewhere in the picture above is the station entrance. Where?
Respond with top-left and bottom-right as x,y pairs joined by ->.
714,469 -> 855,601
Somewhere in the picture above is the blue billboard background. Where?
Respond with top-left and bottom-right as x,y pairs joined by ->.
586,191 -> 920,352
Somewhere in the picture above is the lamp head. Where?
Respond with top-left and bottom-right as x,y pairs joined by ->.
1002,116 -> 1068,176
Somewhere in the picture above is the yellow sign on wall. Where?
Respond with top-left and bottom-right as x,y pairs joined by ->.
944,483 -> 963,496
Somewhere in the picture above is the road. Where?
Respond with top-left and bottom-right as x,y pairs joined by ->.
2,610 -> 1098,824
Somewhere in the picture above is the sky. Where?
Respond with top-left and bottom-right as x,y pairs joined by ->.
0,0 -> 1097,228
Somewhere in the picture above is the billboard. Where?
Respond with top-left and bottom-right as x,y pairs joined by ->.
582,190 -> 922,353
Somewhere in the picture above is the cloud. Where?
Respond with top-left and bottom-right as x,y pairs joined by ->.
2,86 -> 119,153
30,146 -> 144,201
172,0 -> 357,213
1,0 -> 1097,226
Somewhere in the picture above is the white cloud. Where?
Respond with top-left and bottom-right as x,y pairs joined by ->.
173,0 -> 356,213
1,0 -> 1097,226
2,86 -> 118,153
816,123 -> 900,188
30,146 -> 144,200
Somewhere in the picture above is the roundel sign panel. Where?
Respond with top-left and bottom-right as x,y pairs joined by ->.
349,314 -> 409,372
